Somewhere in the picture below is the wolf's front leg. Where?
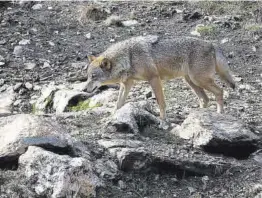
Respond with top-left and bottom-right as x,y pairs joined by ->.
113,79 -> 134,114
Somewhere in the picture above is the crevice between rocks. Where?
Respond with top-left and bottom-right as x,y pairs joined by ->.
0,156 -> 19,170
203,142 -> 258,160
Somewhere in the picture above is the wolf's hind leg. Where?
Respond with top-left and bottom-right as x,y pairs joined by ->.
184,75 -> 209,108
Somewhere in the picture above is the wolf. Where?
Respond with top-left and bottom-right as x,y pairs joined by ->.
85,35 -> 235,120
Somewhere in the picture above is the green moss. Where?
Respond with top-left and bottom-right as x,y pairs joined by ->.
245,24 -> 262,31
32,103 -> 37,114
197,25 -> 216,36
69,99 -> 102,112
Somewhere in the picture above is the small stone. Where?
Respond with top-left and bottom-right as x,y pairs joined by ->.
228,51 -> 234,58
175,9 -> 183,13
188,187 -> 196,194
221,38 -> 229,44
85,33 -> 92,39
118,180 -> 126,189
0,79 -> 5,86
0,62 -> 5,67
14,83 -> 23,92
190,30 -> 201,37
122,20 -> 139,27
0,84 -> 8,92
13,46 -> 23,57
33,85 -> 41,91
0,40 -> 7,45
42,62 -> 50,68
110,39 -> 115,43
25,82 -> 33,90
13,99 -> 22,106
0,55 -> 4,62
252,46 -> 257,52
24,62 -> 36,70
19,88 -> 27,95
32,4 -> 42,10
19,39 -> 30,45
48,41 -> 55,46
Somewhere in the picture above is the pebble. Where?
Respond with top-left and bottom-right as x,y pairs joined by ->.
25,82 -> 33,90
32,4 -> 43,10
13,99 -> 22,106
13,46 -> 23,57
0,40 -> 7,45
221,38 -> 229,44
0,62 -> 5,67
24,62 -> 36,70
42,62 -> 51,68
14,83 -> 23,92
0,79 -> 5,86
19,39 -> 30,45
85,33 -> 92,39
118,180 -> 126,189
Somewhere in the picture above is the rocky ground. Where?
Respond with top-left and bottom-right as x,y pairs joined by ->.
0,1 -> 262,198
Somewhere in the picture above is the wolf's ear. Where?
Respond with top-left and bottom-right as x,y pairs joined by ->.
88,55 -> 96,62
100,58 -> 111,71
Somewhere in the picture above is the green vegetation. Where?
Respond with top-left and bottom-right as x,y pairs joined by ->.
32,103 -> 37,114
69,99 -> 102,112
196,25 -> 216,36
245,24 -> 262,32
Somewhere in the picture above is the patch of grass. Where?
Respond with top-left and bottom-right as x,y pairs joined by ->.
244,24 -> 262,31
196,25 -> 216,36
69,99 -> 102,112
32,103 -> 37,114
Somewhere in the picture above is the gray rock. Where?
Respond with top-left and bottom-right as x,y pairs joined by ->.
0,88 -> 15,113
0,84 -> 8,92
13,46 -> 23,57
95,159 -> 119,180
0,62 -> 5,66
0,55 -> 4,61
0,114 -> 90,163
34,83 -> 57,113
53,89 -> 90,113
109,102 -> 161,133
0,39 -> 7,45
24,62 -> 36,70
24,82 -> 33,90
13,82 -> 23,92
19,146 -> 102,197
172,110 -> 259,158
32,3 -> 43,10
109,147 -> 149,171
89,89 -> 117,108
98,139 -> 143,149
122,20 -> 139,27
0,78 -> 5,86
19,39 -> 30,45
85,33 -> 92,39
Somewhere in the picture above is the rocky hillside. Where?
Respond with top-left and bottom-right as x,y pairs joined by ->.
0,1 -> 262,198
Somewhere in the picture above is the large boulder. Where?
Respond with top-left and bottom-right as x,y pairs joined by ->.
172,110 -> 260,158
19,146 -> 102,197
0,114 -> 89,166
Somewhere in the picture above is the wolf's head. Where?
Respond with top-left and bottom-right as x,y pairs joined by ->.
85,55 -> 117,93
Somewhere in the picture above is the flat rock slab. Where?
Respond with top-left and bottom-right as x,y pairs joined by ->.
19,146 -> 102,197
172,110 -> 260,158
0,114 -> 84,163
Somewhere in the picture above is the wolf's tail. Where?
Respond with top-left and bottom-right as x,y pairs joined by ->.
215,47 -> 236,89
